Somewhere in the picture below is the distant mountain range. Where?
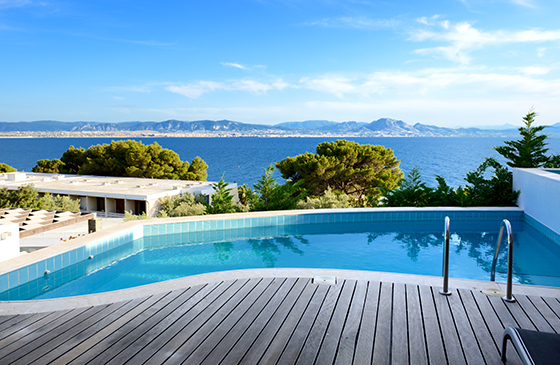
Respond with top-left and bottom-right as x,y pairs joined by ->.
1,118 -> 560,137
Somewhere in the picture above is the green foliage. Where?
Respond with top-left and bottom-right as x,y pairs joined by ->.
39,192 -> 81,212
238,184 -> 257,206
383,159 -> 519,207
383,166 -> 433,207
32,159 -> 65,173
0,185 -> 40,209
494,109 -> 550,168
296,187 -> 352,209
32,140 -> 208,180
0,163 -> 16,173
462,157 -> 519,206
60,146 -> 87,174
276,139 -> 403,199
0,185 -> 81,211
544,154 -> 560,168
124,210 -> 149,221
157,193 -> 206,217
206,176 -> 242,214
251,165 -> 307,211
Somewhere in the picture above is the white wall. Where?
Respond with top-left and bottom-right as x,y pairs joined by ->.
513,168 -> 560,234
0,223 -> 20,262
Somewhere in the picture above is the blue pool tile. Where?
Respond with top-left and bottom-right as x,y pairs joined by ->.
7,270 -> 18,288
62,252 -> 70,268
224,220 -> 231,229
0,274 -> 8,293
28,264 -> 38,281
217,220 -> 224,230
37,260 -> 46,276
54,255 -> 62,270
210,220 -> 217,230
18,266 -> 29,284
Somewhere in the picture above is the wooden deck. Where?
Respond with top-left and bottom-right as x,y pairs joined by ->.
0,277 -> 559,364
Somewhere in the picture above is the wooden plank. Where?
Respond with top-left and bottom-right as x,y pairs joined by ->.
487,295 -> 536,330
372,281 -> 393,365
181,278 -> 278,364
446,289 -> 484,365
139,278 -> 258,365
11,301 -> 131,365
254,281 -> 317,364
0,313 -> 36,333
66,286 -> 192,365
418,284 -> 446,365
294,280 -> 343,365
354,281 -> 381,365
406,284 -> 427,365
334,280 -> 368,365
34,298 -> 154,364
0,306 -> 101,364
526,296 -> 560,333
0,310 -> 70,349
256,279 -> 319,365
515,295 -> 554,332
541,296 -> 560,323
432,287 -> 466,365
52,291 -> 172,365
201,278 -> 301,365
223,278 -> 309,364
274,282 -> 330,365
472,290 -> 523,365
456,289 -> 502,365
390,283 -> 408,365
101,283 -> 222,365
313,280 -> 356,365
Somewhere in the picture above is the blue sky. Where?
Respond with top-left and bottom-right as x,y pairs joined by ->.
1,0 -> 559,127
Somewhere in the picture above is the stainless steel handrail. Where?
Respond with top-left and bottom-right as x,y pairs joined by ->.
440,216 -> 452,295
490,219 -> 515,302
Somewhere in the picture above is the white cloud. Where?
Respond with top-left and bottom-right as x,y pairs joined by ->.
221,62 -> 248,70
0,0 -> 31,10
510,0 -> 537,8
166,81 -> 225,98
167,78 -> 291,98
521,66 -> 549,75
305,16 -> 399,29
410,21 -> 560,64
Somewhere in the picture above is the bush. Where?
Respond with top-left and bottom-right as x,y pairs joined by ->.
157,193 -> 206,217
0,163 -> 16,173
124,211 -> 149,221
296,187 -> 352,209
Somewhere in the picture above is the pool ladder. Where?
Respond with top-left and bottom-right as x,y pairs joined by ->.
439,217 -> 515,302
490,219 -> 515,302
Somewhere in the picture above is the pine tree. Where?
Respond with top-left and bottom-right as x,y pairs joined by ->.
494,109 -> 549,168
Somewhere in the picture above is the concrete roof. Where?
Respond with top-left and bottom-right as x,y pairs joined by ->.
0,172 -> 218,200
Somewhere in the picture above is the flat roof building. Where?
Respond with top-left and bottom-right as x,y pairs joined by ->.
0,172 -> 234,218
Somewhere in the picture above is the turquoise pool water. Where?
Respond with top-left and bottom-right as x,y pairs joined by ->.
2,214 -> 559,301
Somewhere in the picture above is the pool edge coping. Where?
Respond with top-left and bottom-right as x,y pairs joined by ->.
1,267 -> 559,315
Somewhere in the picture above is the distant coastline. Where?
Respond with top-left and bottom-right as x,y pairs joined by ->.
3,117 -> 553,138
0,130 -> 523,138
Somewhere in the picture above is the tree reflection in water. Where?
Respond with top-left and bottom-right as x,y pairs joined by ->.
213,241 -> 234,261
392,232 -> 441,261
243,236 -> 309,267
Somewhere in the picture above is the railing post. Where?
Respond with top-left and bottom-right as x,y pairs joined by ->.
503,219 -> 515,302
440,216 -> 452,295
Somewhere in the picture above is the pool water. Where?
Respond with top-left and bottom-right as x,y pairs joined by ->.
7,217 -> 560,301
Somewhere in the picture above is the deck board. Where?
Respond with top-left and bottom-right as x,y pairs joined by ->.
0,277 -> 559,365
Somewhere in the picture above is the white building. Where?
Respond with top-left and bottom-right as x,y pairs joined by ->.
0,172 -> 236,217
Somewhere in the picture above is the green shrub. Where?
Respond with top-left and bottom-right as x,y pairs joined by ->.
296,187 -> 352,209
157,193 -> 206,217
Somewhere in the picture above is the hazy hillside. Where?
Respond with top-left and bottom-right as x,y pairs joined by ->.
2,118 -> 558,137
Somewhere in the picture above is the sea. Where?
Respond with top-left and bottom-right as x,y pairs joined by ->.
1,137 -> 560,188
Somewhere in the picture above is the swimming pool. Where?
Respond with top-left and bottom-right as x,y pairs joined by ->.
1,209 -> 559,301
